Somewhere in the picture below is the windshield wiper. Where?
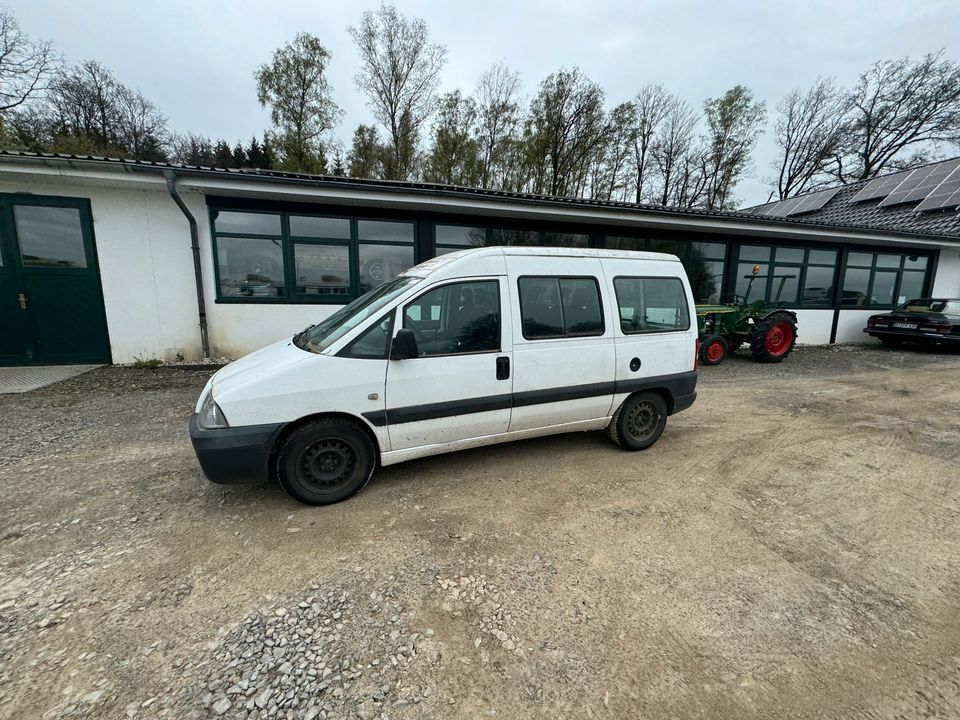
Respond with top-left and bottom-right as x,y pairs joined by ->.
292,325 -> 314,348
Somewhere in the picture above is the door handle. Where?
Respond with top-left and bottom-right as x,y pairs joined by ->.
16,293 -> 27,310
496,356 -> 510,380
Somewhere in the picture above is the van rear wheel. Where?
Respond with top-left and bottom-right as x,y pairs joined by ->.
277,419 -> 376,505
607,392 -> 668,451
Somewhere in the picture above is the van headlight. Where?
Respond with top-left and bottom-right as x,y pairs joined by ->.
198,391 -> 229,429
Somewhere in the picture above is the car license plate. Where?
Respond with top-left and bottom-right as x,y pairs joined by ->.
892,322 -> 916,329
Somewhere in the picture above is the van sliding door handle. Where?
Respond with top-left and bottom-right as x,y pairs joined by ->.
496,356 -> 510,380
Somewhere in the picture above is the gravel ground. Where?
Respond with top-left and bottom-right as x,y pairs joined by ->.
1,345 -> 959,719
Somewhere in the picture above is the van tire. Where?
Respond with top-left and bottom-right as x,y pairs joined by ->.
607,392 -> 668,451
277,419 -> 376,505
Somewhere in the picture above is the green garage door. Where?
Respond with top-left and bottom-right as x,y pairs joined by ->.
0,195 -> 110,366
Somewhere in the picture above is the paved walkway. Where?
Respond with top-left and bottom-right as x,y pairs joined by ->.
0,365 -> 102,394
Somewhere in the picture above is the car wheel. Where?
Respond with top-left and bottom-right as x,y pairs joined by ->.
277,419 -> 376,505
607,392 -> 668,451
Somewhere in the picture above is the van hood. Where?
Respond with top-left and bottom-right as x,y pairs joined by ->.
210,337 -> 313,399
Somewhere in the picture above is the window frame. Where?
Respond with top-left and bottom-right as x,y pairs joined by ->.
210,207 -> 416,305
337,311 -> 396,360
612,275 -> 692,336
400,278 -> 503,357
517,275 -> 606,341
839,250 -> 930,309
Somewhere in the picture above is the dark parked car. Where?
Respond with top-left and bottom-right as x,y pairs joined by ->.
864,298 -> 960,348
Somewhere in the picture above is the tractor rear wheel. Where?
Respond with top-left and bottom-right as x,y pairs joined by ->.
699,335 -> 728,365
750,313 -> 797,363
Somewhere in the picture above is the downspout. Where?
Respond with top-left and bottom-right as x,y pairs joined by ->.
163,170 -> 211,359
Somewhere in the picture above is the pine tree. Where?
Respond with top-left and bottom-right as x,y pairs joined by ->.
231,141 -> 246,167
213,140 -> 233,167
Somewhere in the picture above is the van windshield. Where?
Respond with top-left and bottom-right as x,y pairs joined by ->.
297,277 -> 420,354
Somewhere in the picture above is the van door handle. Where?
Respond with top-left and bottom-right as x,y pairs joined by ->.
496,356 -> 510,380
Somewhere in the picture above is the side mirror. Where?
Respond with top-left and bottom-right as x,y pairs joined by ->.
390,328 -> 419,360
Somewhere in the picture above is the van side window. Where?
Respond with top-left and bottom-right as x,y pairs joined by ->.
518,276 -> 604,339
341,313 -> 394,358
403,281 -> 500,356
614,277 -> 690,334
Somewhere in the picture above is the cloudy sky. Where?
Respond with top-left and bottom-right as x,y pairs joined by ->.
10,0 -> 960,205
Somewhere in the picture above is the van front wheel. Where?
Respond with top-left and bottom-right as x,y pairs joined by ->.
277,419 -> 376,505
607,392 -> 668,451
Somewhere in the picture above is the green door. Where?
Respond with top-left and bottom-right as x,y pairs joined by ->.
0,195 -> 110,366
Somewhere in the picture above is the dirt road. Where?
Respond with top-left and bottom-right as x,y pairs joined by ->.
1,346 -> 959,719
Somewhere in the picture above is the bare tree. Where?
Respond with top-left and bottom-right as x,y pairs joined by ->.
423,90 -> 480,185
772,77 -> 845,198
255,32 -> 341,174
836,50 -> 960,182
474,62 -> 522,188
525,67 -> 610,196
0,8 -> 59,112
702,85 -> 766,209
631,84 -> 671,203
589,101 -> 636,201
651,97 -> 698,205
116,85 -> 167,160
349,4 -> 447,180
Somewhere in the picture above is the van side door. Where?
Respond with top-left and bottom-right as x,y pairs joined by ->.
383,276 -> 513,451
604,260 -> 697,412
507,257 -> 615,431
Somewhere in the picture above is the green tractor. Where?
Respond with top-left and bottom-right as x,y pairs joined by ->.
696,266 -> 798,366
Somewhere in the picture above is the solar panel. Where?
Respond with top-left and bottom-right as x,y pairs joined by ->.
914,162 -> 960,212
849,168 -> 914,203
785,187 -> 841,216
768,196 -> 806,216
879,158 -> 960,207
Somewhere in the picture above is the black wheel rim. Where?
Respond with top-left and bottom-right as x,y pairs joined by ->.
298,438 -> 357,492
625,400 -> 659,442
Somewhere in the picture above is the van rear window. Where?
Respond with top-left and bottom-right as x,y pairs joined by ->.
518,277 -> 604,339
613,277 -> 690,334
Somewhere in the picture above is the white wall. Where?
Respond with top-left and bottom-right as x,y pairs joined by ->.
792,309 -> 833,344
0,177 -> 202,363
932,247 -> 960,297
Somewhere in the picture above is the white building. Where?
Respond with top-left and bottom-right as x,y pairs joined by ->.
0,151 -> 957,365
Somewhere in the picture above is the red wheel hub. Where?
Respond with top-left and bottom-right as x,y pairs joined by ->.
706,341 -> 725,362
765,322 -> 794,356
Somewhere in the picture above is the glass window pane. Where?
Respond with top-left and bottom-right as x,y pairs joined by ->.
214,210 -> 281,235
543,232 -> 589,247
404,281 -> 499,355
691,242 -> 726,260
897,271 -> 925,304
870,270 -> 897,306
774,247 -> 804,263
605,236 -> 647,251
435,246 -> 464,256
739,245 -> 771,262
875,254 -> 902,269
14,206 -> 87,268
650,239 -> 689,258
217,236 -> 285,298
519,277 -> 564,338
736,262 -> 768,302
357,220 -> 414,243
559,278 -> 603,335
686,257 -> 724,304
847,252 -> 873,268
436,225 -> 487,246
614,277 -> 690,334
772,265 -> 800,304
808,249 -> 837,265
904,255 -> 928,270
359,243 -> 414,292
294,244 -> 350,296
841,268 -> 870,306
492,228 -> 539,246
289,216 -> 350,239
802,266 -> 836,306
346,314 -> 393,358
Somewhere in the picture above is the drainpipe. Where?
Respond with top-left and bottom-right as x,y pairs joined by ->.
163,170 -> 211,359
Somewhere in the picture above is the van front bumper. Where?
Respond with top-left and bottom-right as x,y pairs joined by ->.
189,414 -> 285,485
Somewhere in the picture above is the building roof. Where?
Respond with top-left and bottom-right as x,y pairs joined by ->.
742,158 -> 960,238
1,150 -> 958,242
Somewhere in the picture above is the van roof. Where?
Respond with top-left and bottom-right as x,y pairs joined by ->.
402,246 -> 682,279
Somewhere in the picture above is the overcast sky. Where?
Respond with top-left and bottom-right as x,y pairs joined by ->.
9,0 -> 960,205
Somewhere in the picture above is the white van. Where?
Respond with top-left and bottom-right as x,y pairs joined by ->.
190,247 -> 698,505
